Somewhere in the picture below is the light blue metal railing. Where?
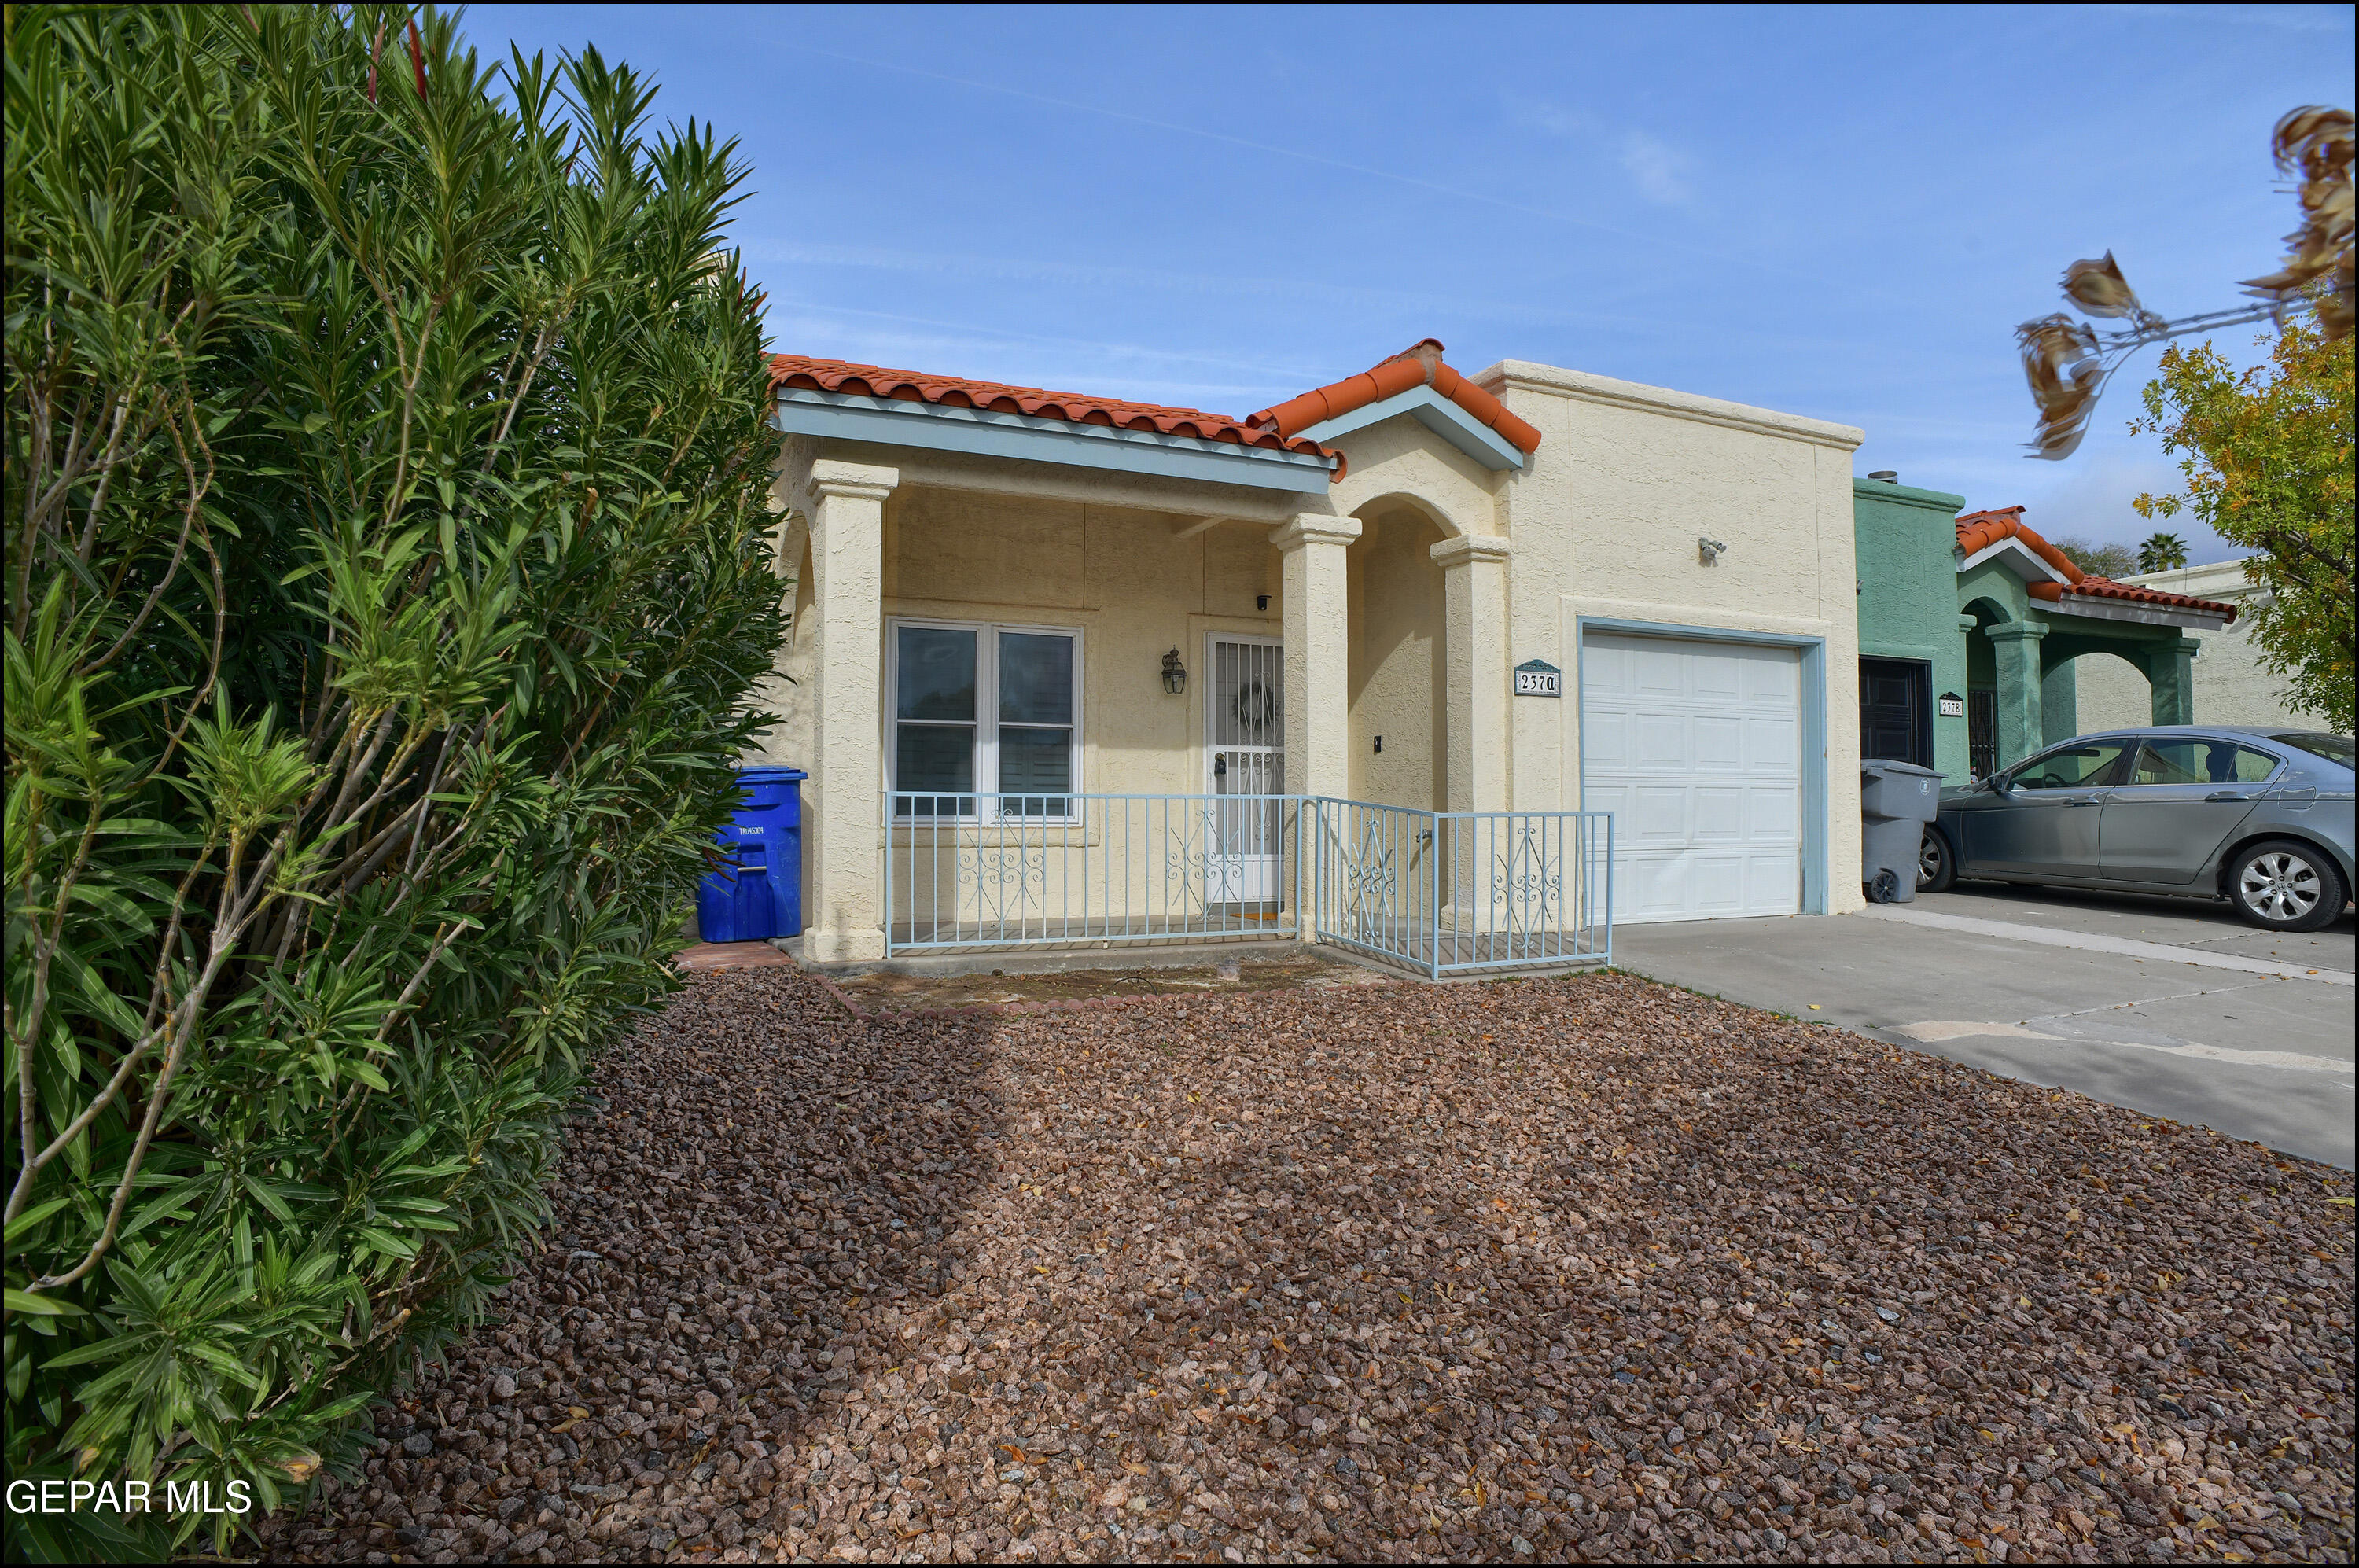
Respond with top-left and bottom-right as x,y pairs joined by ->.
1305,798 -> 1612,977
881,790 -> 1611,974
884,792 -> 1301,953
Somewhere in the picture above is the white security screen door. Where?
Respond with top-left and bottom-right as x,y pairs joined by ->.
1582,631 -> 1803,922
1206,636 -> 1284,901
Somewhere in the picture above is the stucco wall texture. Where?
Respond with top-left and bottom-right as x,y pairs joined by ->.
1852,478 -> 1974,783
1477,362 -> 1867,915
1347,507 -> 1448,811
2074,559 -> 2306,733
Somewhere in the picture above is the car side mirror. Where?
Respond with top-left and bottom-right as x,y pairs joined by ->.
1989,774 -> 2012,796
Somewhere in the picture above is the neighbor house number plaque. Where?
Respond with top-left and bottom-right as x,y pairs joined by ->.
1514,659 -> 1562,697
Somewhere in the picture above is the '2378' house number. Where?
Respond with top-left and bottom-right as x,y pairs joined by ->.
1513,660 -> 1562,698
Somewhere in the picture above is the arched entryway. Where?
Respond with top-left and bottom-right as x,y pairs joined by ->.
2070,646 -> 2161,734
1347,503 -> 1448,812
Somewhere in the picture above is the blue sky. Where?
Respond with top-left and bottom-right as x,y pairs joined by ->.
468,2 -> 2353,565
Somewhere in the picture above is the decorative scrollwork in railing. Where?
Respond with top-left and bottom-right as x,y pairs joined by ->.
1343,815 -> 1397,943
1491,823 -> 1562,937
961,845 -> 1049,925
1161,804 -> 1216,915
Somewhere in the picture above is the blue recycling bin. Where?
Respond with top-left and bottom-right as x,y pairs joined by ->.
696,767 -> 804,943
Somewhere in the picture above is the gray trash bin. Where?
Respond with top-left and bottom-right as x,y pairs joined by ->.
1860,759 -> 1944,904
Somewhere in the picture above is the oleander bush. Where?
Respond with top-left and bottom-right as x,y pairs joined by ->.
3,6 -> 784,1556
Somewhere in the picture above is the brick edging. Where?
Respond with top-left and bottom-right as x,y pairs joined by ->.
793,965 -> 872,1023
786,963 -> 1193,1026
874,992 -> 1180,1023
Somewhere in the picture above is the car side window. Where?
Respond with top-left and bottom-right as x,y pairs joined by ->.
2129,740 -> 2280,786
2221,745 -> 2280,784
2011,740 -> 2130,790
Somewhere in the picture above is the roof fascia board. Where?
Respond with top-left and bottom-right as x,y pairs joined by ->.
1295,385 -> 1526,472
774,388 -> 1334,495
1956,536 -> 2074,586
2044,596 -> 2232,631
1474,359 -> 1864,451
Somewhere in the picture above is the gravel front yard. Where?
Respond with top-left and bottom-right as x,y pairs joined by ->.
263,964 -> 2354,1564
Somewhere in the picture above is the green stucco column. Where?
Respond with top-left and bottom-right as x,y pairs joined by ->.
2041,656 -> 2079,746
2148,636 -> 2199,726
1985,622 -> 2047,768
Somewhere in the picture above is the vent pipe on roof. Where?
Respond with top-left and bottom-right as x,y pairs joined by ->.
1868,470 -> 1899,483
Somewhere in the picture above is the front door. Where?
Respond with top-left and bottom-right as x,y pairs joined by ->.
1967,690 -> 1997,781
1860,657 -> 1929,766
1206,635 -> 1283,902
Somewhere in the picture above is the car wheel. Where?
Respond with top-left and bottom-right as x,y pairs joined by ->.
2226,839 -> 2348,933
1917,826 -> 1957,893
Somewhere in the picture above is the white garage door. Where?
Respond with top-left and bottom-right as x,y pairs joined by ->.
1582,632 -> 1803,922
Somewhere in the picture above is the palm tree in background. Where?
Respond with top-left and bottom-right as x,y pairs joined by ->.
2139,532 -> 2191,573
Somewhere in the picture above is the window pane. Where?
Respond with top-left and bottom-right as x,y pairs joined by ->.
2272,733 -> 2354,768
2013,741 -> 2127,790
896,627 -> 976,721
999,632 -> 1074,725
2225,745 -> 2281,784
2132,741 -> 2204,786
997,725 -> 1072,800
895,723 -> 973,801
2133,739 -> 2282,786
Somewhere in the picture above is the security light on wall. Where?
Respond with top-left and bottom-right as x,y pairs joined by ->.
1161,649 -> 1187,695
1698,536 -> 1727,565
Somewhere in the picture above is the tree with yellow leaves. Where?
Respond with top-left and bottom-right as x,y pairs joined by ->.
2133,318 -> 2354,729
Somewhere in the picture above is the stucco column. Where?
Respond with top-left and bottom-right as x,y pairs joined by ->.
1272,516 -> 1360,800
2147,636 -> 2199,726
801,458 -> 896,963
2040,655 -> 2079,747
1431,535 -> 1513,813
1985,622 -> 2047,770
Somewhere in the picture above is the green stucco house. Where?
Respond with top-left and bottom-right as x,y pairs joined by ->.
1852,477 -> 2238,781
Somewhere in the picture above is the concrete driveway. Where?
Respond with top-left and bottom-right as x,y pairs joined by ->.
1609,882 -> 2355,1169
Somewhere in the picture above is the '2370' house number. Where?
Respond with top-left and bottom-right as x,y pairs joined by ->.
1513,660 -> 1562,698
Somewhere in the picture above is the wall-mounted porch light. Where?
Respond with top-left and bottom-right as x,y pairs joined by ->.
1161,648 -> 1187,695
1698,536 -> 1728,565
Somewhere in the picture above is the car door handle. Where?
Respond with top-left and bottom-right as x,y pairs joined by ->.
2066,797 -> 2100,806
2205,791 -> 2253,802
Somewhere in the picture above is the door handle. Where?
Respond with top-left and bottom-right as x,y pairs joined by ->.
2205,791 -> 2253,802
2066,797 -> 2100,806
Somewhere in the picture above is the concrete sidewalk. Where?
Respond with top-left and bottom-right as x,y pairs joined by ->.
1610,885 -> 2356,1169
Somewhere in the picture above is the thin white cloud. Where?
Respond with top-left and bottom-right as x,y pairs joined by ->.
784,44 -> 1820,280
743,238 -> 1696,336
1505,95 -> 1697,207
1502,94 -> 1588,138
1619,131 -> 1692,206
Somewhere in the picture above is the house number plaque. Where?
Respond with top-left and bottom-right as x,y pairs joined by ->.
1938,691 -> 1966,718
1514,659 -> 1562,698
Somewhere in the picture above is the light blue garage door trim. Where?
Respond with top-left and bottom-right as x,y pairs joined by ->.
774,389 -> 1337,495
1576,617 -> 1831,918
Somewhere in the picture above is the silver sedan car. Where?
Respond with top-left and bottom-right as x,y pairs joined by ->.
1920,726 -> 2356,932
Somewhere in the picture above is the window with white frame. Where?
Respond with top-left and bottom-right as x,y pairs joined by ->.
889,620 -> 1079,817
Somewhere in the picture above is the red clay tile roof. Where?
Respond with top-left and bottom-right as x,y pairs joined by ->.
769,354 -> 1341,471
1956,506 -> 2236,622
1246,339 -> 1544,457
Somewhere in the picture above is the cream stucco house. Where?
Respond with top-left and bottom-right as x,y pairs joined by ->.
753,340 -> 1866,966
2075,558 -> 2306,733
